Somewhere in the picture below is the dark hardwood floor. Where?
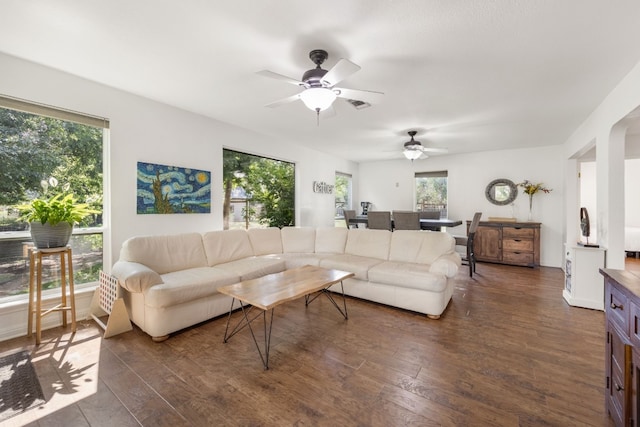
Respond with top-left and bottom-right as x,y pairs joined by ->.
0,260 -> 620,426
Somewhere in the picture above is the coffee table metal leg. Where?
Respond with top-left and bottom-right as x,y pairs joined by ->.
304,280 -> 349,320
223,298 -> 275,370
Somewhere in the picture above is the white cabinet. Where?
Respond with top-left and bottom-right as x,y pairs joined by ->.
563,245 -> 606,310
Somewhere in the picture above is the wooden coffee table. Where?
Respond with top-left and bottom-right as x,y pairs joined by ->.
218,265 -> 354,369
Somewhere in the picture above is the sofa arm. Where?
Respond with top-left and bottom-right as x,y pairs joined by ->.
429,253 -> 461,278
112,261 -> 163,293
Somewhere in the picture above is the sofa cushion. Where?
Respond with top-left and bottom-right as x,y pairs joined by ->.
415,232 -> 456,264
119,232 -> 207,274
281,227 -> 316,253
315,227 -> 348,254
345,229 -> 392,260
215,256 -> 286,281
145,267 -> 240,308
266,253 -> 330,269
368,261 -> 447,292
203,229 -> 254,266
319,254 -> 383,281
248,227 -> 283,255
388,230 -> 425,263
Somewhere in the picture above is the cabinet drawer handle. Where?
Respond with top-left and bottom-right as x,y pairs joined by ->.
611,302 -> 623,310
514,239 -> 522,242
615,384 -> 624,391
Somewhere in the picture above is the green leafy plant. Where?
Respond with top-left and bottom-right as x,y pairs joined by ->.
16,177 -> 98,226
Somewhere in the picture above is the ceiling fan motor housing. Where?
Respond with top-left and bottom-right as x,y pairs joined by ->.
303,50 -> 330,88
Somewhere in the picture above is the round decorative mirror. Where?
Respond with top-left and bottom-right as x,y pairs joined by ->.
485,179 -> 518,205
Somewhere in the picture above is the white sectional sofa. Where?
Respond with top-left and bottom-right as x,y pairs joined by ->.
112,227 -> 461,341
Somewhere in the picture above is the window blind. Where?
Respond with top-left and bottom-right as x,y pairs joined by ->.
0,94 -> 109,129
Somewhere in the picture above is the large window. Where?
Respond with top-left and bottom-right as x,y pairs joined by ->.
222,149 -> 295,229
334,172 -> 352,224
415,171 -> 448,218
0,96 -> 107,300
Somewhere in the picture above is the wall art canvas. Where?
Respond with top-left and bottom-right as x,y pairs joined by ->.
137,161 -> 211,214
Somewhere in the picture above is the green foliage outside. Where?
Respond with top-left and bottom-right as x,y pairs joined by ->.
334,175 -> 350,216
416,177 -> 447,206
222,149 -> 295,229
0,108 -> 103,228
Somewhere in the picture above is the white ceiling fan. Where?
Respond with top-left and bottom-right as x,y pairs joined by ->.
258,49 -> 383,122
403,131 -> 448,160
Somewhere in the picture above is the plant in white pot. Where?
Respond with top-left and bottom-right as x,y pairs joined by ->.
17,178 -> 98,249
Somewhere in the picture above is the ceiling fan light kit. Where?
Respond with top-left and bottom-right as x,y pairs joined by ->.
403,147 -> 424,161
299,87 -> 336,112
259,49 -> 383,123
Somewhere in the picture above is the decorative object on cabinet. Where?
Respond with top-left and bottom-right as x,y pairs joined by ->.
484,179 -> 518,206
516,180 -> 552,221
599,268 -> 640,426
563,245 -> 605,310
578,207 -> 599,247
470,220 -> 540,267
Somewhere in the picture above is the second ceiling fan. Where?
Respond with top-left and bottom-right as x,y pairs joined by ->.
258,49 -> 383,120
403,131 -> 448,161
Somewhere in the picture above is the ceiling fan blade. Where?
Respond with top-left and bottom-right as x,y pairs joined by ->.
321,59 -> 361,86
257,70 -> 305,86
264,93 -> 301,108
334,87 -> 384,104
420,147 -> 449,154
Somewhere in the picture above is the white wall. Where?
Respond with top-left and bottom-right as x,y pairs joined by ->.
564,57 -> 640,269
359,145 -> 565,267
626,159 -> 640,227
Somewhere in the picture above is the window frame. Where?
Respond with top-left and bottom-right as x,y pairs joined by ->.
0,95 -> 110,304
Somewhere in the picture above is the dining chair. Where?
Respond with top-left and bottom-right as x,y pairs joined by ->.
419,210 -> 441,220
392,211 -> 420,230
366,211 -> 392,231
455,212 -> 482,277
343,210 -> 357,229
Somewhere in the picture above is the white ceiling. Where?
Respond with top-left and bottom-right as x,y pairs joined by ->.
2,1 -> 640,163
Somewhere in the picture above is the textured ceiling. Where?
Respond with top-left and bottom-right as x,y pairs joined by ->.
1,1 -> 640,162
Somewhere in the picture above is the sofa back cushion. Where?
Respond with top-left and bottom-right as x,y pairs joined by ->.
281,227 -> 316,253
345,229 -> 392,260
315,227 -> 348,254
415,231 -> 456,264
388,230 -> 425,263
247,227 -> 283,255
203,229 -> 254,266
119,232 -> 207,274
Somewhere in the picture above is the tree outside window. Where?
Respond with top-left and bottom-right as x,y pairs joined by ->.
222,149 -> 294,229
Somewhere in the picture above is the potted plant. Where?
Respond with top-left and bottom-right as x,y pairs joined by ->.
17,178 -> 98,249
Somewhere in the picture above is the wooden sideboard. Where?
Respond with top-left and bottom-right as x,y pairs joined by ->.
467,220 -> 541,267
599,268 -> 640,426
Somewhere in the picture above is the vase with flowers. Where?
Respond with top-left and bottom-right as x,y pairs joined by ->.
517,180 -> 552,221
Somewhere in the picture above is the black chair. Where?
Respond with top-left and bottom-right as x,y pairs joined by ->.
392,211 -> 420,230
455,212 -> 482,277
343,210 -> 357,229
367,211 -> 392,231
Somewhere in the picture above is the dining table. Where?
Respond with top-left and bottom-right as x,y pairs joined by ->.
349,215 -> 462,231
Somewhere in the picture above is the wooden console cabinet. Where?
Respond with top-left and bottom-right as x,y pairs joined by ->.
599,268 -> 640,426
468,220 -> 540,267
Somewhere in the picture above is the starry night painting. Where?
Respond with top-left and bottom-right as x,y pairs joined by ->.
137,161 -> 211,214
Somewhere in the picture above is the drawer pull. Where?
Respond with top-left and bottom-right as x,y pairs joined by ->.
615,383 -> 624,391
514,239 -> 522,242
611,302 -> 623,310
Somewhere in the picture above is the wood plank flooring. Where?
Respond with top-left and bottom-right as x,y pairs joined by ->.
0,260 -> 620,426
